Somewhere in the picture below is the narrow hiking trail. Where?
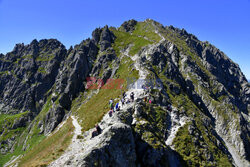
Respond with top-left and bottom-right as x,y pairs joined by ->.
49,116 -> 83,167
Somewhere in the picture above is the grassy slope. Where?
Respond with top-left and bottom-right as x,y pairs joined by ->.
112,20 -> 160,56
18,117 -> 73,167
0,95 -> 73,167
0,111 -> 30,166
0,111 -> 29,141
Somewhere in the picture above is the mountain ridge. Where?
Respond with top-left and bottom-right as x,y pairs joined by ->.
0,19 -> 249,167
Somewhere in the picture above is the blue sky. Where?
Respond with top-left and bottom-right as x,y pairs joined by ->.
0,0 -> 249,79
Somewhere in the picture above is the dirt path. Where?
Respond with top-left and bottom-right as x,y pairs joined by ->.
48,116 -> 83,167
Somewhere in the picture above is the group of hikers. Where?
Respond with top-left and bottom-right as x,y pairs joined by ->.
91,91 -> 136,138
143,96 -> 152,104
121,91 -> 134,105
108,91 -> 135,117
108,98 -> 120,117
91,84 -> 157,138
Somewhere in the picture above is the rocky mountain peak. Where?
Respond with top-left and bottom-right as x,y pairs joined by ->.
0,19 -> 249,167
120,19 -> 137,32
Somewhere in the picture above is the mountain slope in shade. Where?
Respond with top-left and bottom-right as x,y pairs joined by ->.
0,19 -> 249,167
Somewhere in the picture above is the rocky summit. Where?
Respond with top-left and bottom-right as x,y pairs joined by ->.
0,19 -> 249,167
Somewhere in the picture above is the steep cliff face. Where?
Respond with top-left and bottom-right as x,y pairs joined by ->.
0,19 -> 249,167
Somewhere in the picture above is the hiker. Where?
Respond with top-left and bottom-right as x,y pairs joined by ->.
130,92 -> 134,102
109,99 -> 114,110
91,130 -> 98,138
109,99 -> 113,105
108,109 -> 113,117
110,102 -> 114,110
144,97 -> 147,103
96,124 -> 102,134
122,91 -> 126,98
115,102 -> 119,111
92,124 -> 102,138
121,98 -> 125,106
148,95 -> 151,103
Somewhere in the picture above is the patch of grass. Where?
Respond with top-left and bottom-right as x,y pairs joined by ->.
22,54 -> 33,59
0,71 -> 9,76
14,58 -> 22,64
38,96 -> 53,118
111,29 -> 153,56
18,117 -> 74,167
173,122 -> 232,166
0,111 -> 30,135
36,54 -> 55,62
77,135 -> 84,139
195,119 -> 232,167
38,67 -> 47,74
0,127 -> 25,143
76,87 -> 124,132
0,144 -> 24,167
0,111 -> 30,166
132,21 -> 161,42
173,123 -> 198,164
134,104 -> 168,150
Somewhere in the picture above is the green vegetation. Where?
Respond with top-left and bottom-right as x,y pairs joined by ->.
173,123 -> 199,165
22,54 -> 33,59
0,144 -> 24,167
134,103 -> 168,149
148,61 -> 233,166
38,67 -> 47,74
0,20 -> 242,167
0,111 -> 30,166
0,71 -> 9,76
0,111 -> 30,138
132,21 -> 161,42
18,117 -> 74,167
0,96 -> 53,166
36,54 -> 55,62
173,123 -> 232,167
14,58 -> 22,64
0,95 -> 74,167
111,21 -> 161,56
112,29 -> 152,56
